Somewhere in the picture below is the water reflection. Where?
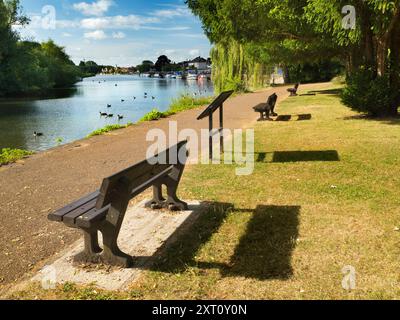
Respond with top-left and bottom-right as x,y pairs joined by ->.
0,75 -> 214,151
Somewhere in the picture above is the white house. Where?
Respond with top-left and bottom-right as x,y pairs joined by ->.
188,56 -> 209,71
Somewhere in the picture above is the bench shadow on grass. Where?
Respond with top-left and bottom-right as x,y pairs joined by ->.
146,202 -> 300,281
256,150 -> 340,163
274,114 -> 312,121
308,88 -> 343,96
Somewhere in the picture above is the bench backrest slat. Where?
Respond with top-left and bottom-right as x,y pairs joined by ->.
266,93 -> 278,108
96,141 -> 187,209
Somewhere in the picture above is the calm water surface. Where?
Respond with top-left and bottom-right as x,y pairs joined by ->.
0,75 -> 214,151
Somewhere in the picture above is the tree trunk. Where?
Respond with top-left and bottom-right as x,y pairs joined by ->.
358,3 -> 375,68
282,65 -> 290,84
389,21 -> 400,115
376,37 -> 388,76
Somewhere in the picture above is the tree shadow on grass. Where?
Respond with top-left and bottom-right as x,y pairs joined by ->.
148,203 -> 300,281
342,114 -> 400,126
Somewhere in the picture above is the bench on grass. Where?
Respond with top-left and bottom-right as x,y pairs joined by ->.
48,141 -> 189,268
287,83 -> 300,96
253,93 -> 278,121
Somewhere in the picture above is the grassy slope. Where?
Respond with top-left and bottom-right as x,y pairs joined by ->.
0,148 -> 33,166
12,84 -> 400,300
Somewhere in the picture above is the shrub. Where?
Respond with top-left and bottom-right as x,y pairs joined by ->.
139,109 -> 167,122
0,148 -> 33,166
288,60 -> 344,84
168,94 -> 213,114
341,70 -> 396,117
140,95 -> 214,122
223,78 -> 247,93
87,123 -> 132,137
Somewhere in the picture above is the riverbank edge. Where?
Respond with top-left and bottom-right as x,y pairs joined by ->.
0,85 -> 275,168
0,94 -> 216,166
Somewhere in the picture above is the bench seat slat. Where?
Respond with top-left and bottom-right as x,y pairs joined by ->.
62,199 -> 98,227
76,206 -> 110,229
48,191 -> 100,222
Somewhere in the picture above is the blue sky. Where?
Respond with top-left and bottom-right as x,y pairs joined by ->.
16,0 -> 211,66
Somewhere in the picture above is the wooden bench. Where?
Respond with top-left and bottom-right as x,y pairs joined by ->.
48,141 -> 189,268
253,93 -> 278,121
287,83 -> 300,96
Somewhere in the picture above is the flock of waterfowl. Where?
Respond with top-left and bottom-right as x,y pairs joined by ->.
98,91 -> 156,120
33,80 -> 209,139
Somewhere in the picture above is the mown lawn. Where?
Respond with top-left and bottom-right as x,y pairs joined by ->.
12,84 -> 400,300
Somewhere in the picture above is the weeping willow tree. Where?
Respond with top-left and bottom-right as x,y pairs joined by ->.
188,0 -> 400,116
211,39 -> 274,93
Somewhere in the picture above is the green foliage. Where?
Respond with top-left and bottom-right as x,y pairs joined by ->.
168,94 -> 213,114
55,137 -> 63,146
341,70 -> 396,116
139,109 -> 167,122
211,40 -> 272,93
288,60 -> 345,83
188,0 -> 400,116
140,95 -> 214,122
155,55 -> 171,72
87,124 -> 132,137
136,60 -> 154,73
79,60 -> 101,77
0,1 -> 80,96
0,148 -> 33,165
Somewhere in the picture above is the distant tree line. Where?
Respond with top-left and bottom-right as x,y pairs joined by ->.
0,0 -> 81,97
135,55 -> 192,73
79,55 -> 191,76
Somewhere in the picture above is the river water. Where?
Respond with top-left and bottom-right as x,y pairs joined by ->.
0,75 -> 214,151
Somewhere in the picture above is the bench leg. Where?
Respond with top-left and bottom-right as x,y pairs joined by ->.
145,184 -> 166,209
73,229 -> 102,264
257,112 -> 265,121
165,178 -> 188,211
100,222 -> 133,268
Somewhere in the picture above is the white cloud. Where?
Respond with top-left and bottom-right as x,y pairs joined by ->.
189,49 -> 200,56
56,20 -> 81,28
141,26 -> 190,31
172,33 -> 207,39
164,49 -> 176,55
63,32 -> 72,37
73,0 -> 114,17
153,6 -> 192,18
84,29 -> 108,40
80,15 -> 159,29
112,31 -> 126,39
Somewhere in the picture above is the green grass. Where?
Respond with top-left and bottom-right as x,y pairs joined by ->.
168,94 -> 214,114
0,148 -> 33,166
87,123 -> 133,137
139,109 -> 168,122
139,94 -> 214,122
10,83 -> 400,300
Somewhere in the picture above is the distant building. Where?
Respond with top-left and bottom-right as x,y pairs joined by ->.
270,67 -> 285,84
188,56 -> 209,71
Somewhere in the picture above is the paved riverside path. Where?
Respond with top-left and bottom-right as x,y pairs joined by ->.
0,83 -> 330,289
